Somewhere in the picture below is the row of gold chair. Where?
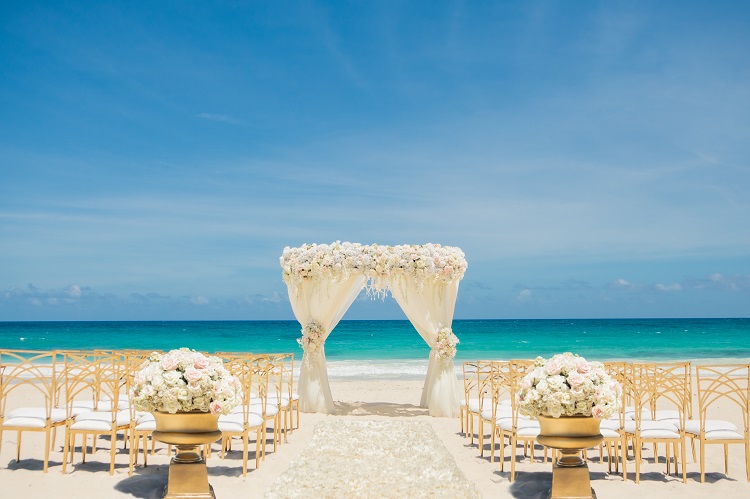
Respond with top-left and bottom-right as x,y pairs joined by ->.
0,348 -> 299,476
461,359 -> 750,484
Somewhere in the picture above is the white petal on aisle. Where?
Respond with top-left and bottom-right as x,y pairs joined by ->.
265,420 -> 481,498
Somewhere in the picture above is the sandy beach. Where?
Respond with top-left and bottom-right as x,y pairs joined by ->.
2,378 -> 749,498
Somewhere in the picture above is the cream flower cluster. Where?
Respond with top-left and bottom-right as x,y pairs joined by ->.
132,348 -> 241,415
434,326 -> 459,360
297,320 -> 325,355
517,353 -> 621,419
280,242 -> 468,293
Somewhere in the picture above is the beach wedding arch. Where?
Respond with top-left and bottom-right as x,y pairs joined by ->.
280,242 -> 468,417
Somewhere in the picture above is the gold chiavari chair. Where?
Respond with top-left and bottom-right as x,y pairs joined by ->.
460,361 -> 477,438
626,362 -> 688,483
599,361 -> 628,479
285,353 -> 299,431
267,353 -> 292,443
252,355 -> 281,457
0,350 -> 66,472
126,350 -> 161,476
498,359 -> 541,482
689,364 -> 749,482
479,360 -> 513,463
466,360 -> 493,447
62,352 -> 130,474
218,357 -> 264,476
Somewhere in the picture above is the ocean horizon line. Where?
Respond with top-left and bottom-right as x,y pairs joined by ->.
2,317 -> 749,324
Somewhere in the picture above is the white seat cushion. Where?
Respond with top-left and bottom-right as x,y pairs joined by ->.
468,398 -> 492,414
498,419 -> 540,432
480,405 -> 513,422
683,419 -> 742,439
218,413 -> 264,432
7,407 -> 67,424
600,428 -> 621,438
133,419 -> 156,431
516,425 -> 541,437
4,407 -> 67,428
4,417 -> 49,428
70,410 -> 130,430
600,419 -> 622,431
624,419 -> 680,439
250,403 -> 278,417
267,395 -> 290,409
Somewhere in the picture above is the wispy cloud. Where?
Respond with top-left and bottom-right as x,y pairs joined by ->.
195,113 -> 243,125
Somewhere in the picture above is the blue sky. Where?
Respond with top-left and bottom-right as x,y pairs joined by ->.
1,1 -> 748,321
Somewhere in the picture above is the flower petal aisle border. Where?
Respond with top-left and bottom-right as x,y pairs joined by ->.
265,420 -> 481,499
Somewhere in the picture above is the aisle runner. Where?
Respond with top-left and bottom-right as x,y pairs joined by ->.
265,420 -> 480,499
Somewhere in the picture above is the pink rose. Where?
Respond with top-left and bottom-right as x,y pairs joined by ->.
193,355 -> 209,369
591,406 -> 605,418
184,367 -> 203,383
161,355 -> 178,371
576,361 -> 591,374
546,359 -> 562,376
209,401 -> 222,414
567,371 -> 585,387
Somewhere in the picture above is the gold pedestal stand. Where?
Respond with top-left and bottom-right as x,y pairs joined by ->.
152,412 -> 222,499
537,416 -> 603,499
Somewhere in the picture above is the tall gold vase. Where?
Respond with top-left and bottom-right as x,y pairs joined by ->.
536,415 -> 603,499
152,411 -> 222,499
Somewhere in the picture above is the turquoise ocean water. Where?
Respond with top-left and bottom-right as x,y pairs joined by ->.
1,319 -> 748,379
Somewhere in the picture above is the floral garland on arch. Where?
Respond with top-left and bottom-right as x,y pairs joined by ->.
279,242 -> 468,296
297,320 -> 326,364
434,326 -> 459,361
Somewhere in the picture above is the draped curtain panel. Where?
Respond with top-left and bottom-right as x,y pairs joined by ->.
280,243 -> 467,417
287,274 -> 367,413
389,277 -> 460,417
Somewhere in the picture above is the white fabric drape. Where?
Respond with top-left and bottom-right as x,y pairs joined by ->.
388,276 -> 460,417
287,274 -> 366,413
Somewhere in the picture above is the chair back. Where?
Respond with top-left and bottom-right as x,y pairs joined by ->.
0,350 -> 60,422
252,355 -> 271,417
231,357 -> 257,426
630,362 -> 688,428
472,360 -> 494,414
508,359 -> 534,425
695,364 -> 750,433
64,351 -> 125,419
603,361 -> 629,427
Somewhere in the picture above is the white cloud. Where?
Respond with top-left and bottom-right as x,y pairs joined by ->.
191,296 -> 209,305
611,278 -> 632,288
195,113 -> 243,125
261,292 -> 283,304
655,283 -> 682,292
517,289 -> 532,301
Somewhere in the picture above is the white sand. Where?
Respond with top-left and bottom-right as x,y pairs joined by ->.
2,379 -> 750,498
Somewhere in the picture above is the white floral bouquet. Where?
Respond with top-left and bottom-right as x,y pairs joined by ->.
434,326 -> 459,361
297,320 -> 325,356
280,242 -> 468,295
516,353 -> 621,419
132,348 -> 241,415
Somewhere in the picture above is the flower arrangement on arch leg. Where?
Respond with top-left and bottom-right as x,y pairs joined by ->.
516,352 -> 621,419
132,348 -> 241,415
298,320 -> 326,365
434,326 -> 459,362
